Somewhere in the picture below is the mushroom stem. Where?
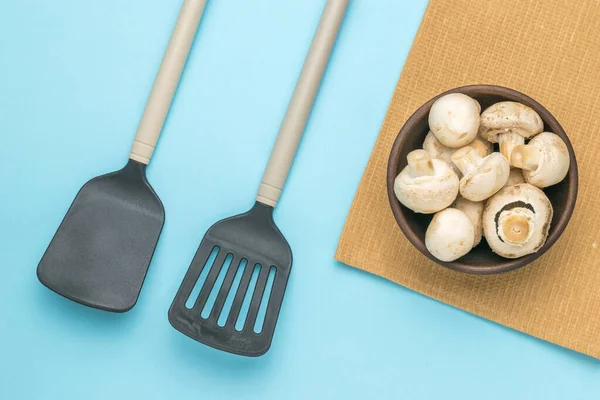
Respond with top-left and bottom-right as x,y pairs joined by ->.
470,139 -> 491,158
501,215 -> 531,244
451,146 -> 483,176
407,149 -> 435,177
511,144 -> 541,171
498,131 -> 525,162
497,208 -> 536,246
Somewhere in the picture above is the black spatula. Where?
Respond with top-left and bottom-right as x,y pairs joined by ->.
37,0 -> 208,312
169,0 -> 349,356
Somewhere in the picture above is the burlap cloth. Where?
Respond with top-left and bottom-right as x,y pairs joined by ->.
335,0 -> 600,358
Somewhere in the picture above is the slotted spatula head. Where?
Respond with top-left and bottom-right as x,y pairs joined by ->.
169,0 -> 347,355
37,160 -> 165,312
168,202 -> 292,357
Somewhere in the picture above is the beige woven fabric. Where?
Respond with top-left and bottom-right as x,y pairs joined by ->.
335,0 -> 600,358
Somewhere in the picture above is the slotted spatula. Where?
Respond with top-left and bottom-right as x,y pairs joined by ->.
37,0 -> 207,312
168,0 -> 349,356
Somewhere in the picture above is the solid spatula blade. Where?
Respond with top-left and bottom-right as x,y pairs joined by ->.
37,160 -> 164,312
169,202 -> 292,357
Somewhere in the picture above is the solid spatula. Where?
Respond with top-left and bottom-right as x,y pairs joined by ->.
37,0 -> 208,312
169,0 -> 349,356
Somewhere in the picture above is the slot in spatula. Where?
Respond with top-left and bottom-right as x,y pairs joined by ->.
168,0 -> 349,356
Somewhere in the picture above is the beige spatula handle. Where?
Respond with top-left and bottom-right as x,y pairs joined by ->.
256,0 -> 348,207
129,0 -> 207,164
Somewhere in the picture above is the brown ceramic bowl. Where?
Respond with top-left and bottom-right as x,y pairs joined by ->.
387,85 -> 578,275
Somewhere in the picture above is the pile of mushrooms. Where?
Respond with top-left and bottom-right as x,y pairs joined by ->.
394,93 -> 570,262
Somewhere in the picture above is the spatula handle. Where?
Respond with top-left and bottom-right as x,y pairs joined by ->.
129,0 -> 207,165
256,0 -> 348,207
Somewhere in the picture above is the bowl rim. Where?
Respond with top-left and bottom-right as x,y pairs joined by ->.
386,84 -> 579,275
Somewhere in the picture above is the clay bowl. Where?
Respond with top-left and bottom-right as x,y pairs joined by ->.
386,85 -> 578,275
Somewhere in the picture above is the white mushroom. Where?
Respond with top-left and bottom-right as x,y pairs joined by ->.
503,168 -> 525,188
451,146 -> 510,201
452,196 -> 484,246
422,131 -> 460,175
426,208 -> 475,262
479,101 -> 544,162
428,93 -> 480,148
394,150 -> 459,214
511,132 -> 570,188
483,184 -> 553,258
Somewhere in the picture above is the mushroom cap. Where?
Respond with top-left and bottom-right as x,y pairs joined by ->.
426,208 -> 475,262
516,132 -> 570,188
479,101 -> 543,142
428,93 -> 480,148
394,159 -> 459,214
422,131 -> 461,175
455,152 -> 510,201
452,196 -> 484,246
483,183 -> 553,258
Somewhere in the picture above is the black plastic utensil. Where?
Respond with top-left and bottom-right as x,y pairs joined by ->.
37,0 -> 207,312
169,0 -> 349,356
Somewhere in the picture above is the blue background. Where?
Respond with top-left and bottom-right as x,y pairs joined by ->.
1,0 -> 599,398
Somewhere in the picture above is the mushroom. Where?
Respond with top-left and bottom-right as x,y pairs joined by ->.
422,131 -> 460,175
511,132 -> 570,188
452,196 -> 484,246
428,93 -> 480,148
479,101 -> 543,162
483,184 -> 553,258
451,146 -> 510,201
426,208 -> 475,262
394,150 -> 459,214
503,168 -> 525,188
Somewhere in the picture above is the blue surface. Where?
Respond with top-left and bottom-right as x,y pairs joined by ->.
1,0 -> 599,398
